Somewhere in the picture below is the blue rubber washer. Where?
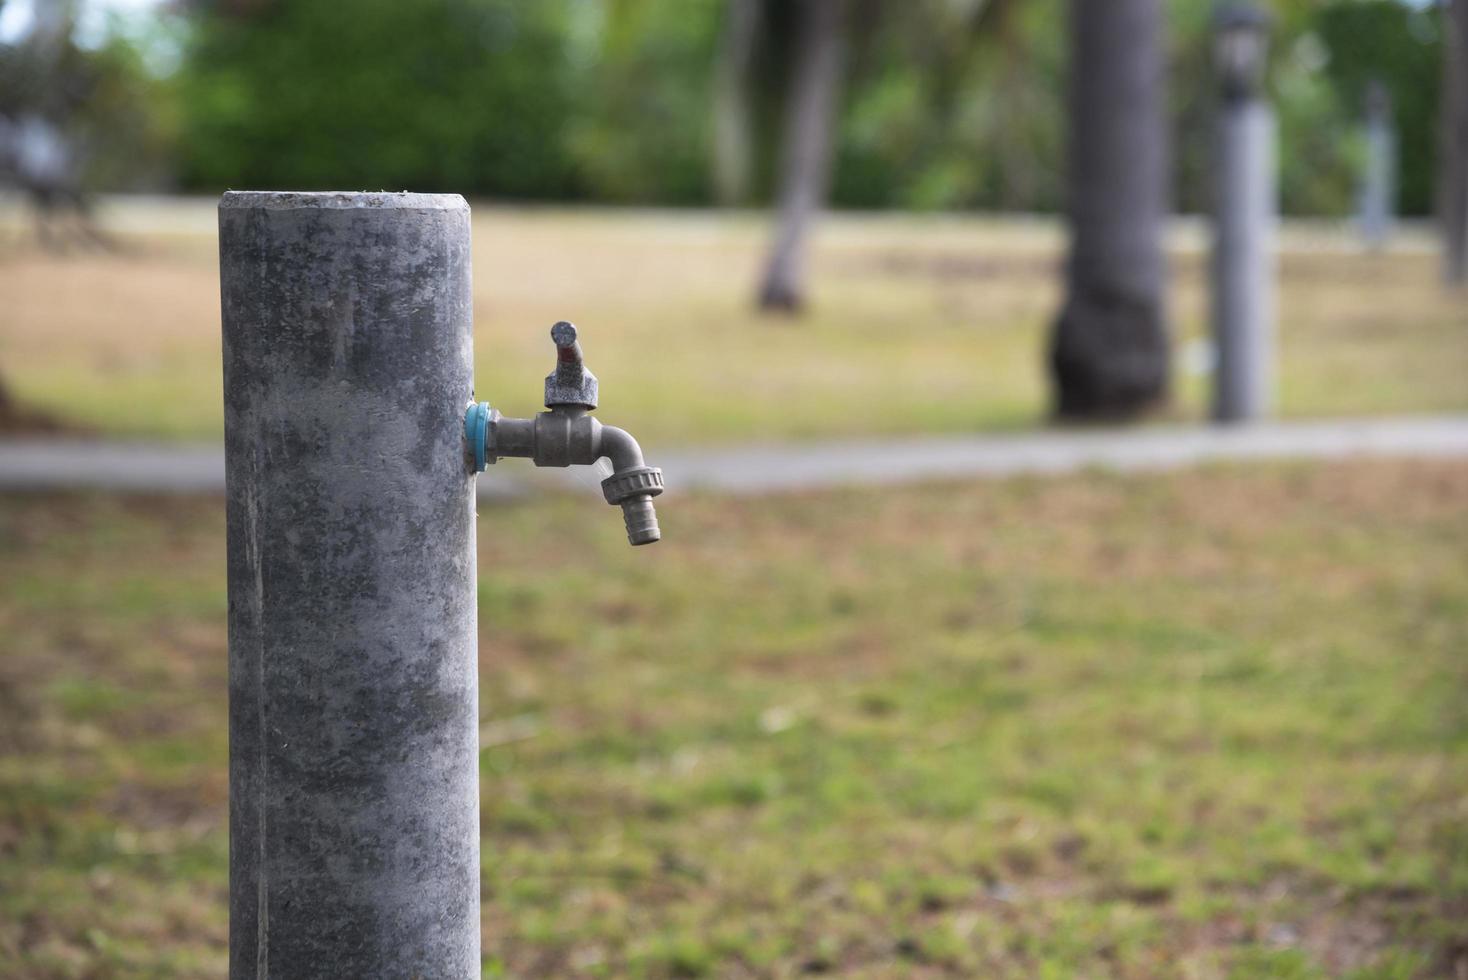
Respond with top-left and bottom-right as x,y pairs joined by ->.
465,401 -> 492,472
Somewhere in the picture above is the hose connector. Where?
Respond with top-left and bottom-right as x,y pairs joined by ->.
601,465 -> 664,546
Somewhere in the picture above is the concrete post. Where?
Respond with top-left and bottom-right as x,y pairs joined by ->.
1210,12 -> 1276,425
1360,81 -> 1396,252
220,192 -> 479,978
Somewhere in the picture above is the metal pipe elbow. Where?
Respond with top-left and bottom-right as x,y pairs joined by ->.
597,425 -> 663,546
598,425 -> 646,472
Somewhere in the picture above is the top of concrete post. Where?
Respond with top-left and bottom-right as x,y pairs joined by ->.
219,190 -> 468,212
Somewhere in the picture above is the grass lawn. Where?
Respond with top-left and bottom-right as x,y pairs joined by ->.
1,459 -> 1465,977
1,206 -> 1465,443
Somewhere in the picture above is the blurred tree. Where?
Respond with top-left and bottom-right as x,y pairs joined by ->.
79,0 -> 1444,224
1049,0 -> 1170,420
1442,0 -> 1468,284
1314,1 -> 1442,219
562,0 -> 719,204
834,0 -> 1056,213
0,0 -> 120,250
711,0 -> 761,205
757,0 -> 846,312
178,0 -> 580,196
751,0 -> 1034,314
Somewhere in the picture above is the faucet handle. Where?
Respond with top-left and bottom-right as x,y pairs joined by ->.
544,321 -> 599,410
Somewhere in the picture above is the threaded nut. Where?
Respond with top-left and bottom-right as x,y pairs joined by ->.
601,465 -> 664,505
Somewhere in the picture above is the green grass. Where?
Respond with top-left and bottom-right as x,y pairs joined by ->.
1,208 -> 1465,443
2,459 -> 1465,977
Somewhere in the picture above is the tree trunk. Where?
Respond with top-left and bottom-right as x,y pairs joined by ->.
757,0 -> 844,313
0,372 -> 23,433
1441,0 -> 1468,285
1049,0 -> 1170,420
713,0 -> 762,207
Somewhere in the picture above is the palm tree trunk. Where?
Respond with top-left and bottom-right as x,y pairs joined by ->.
1441,0 -> 1468,285
1049,0 -> 1170,419
713,0 -> 763,207
757,0 -> 845,313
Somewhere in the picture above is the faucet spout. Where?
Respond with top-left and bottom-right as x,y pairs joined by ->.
597,425 -> 662,546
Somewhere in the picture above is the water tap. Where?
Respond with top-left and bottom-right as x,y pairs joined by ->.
465,322 -> 664,546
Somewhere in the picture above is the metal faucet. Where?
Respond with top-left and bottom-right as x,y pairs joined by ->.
465,322 -> 664,545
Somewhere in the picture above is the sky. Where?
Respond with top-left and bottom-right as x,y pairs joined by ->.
1,0 -> 167,47
0,0 -> 185,74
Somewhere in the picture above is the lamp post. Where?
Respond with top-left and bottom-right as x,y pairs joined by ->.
1360,79 -> 1396,252
1210,3 -> 1276,423
1214,4 -> 1269,102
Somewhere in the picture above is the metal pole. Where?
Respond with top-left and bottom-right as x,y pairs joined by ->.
220,192 -> 479,978
1211,12 -> 1276,425
1360,80 -> 1395,252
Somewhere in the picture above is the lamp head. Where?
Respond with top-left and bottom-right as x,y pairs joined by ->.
1214,3 -> 1271,101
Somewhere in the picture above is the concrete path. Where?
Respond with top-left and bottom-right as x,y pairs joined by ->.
2,415 -> 1466,500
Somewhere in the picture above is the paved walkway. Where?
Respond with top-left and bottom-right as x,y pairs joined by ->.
3,416 -> 1466,499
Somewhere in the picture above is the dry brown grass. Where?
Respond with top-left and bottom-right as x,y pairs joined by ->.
0,205 -> 1462,442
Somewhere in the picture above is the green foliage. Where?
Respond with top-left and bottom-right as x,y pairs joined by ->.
177,0 -> 580,196
833,0 -> 1066,212
73,32 -> 179,190
1272,32 -> 1363,218
1315,1 -> 1444,216
33,0 -> 1459,212
562,0 -> 723,204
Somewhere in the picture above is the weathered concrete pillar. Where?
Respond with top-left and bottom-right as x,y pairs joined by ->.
1211,5 -> 1276,424
220,192 -> 479,978
1360,80 -> 1396,252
